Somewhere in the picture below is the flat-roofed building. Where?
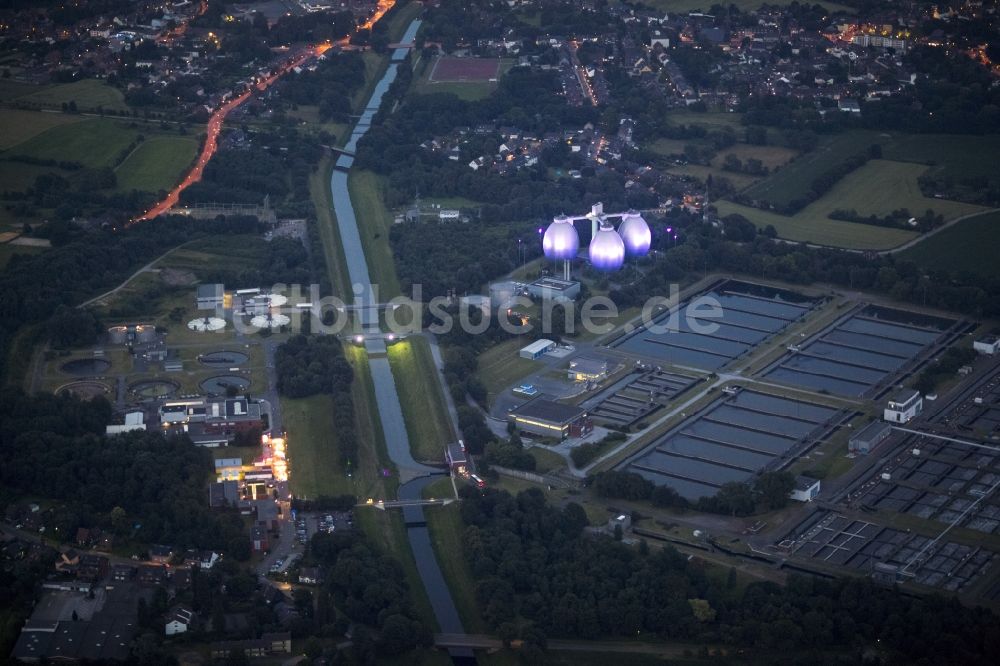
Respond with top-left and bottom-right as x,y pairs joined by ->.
567,356 -> 608,382
526,276 -> 580,302
850,420 -> 892,455
884,389 -> 922,424
508,396 -> 592,440
196,283 -> 224,310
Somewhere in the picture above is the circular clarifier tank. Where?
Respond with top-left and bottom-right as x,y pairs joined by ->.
200,375 -> 251,394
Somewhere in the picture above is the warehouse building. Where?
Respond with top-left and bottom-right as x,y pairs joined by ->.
508,397 -> 592,440
849,420 -> 892,455
520,339 -> 556,359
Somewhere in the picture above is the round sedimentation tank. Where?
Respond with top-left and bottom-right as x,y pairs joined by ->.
542,214 -> 580,261
60,358 -> 111,376
251,313 -> 290,329
199,350 -> 249,367
130,379 -> 179,399
618,210 -> 651,257
58,381 -> 111,399
201,375 -> 251,394
589,220 -> 626,271
188,317 -> 226,332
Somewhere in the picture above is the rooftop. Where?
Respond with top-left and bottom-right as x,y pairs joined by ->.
509,396 -> 586,425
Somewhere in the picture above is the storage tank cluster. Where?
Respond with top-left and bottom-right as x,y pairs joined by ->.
542,206 -> 651,272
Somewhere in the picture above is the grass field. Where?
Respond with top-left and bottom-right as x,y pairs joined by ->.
348,170 -> 402,299
115,136 -> 198,193
719,159 -> 985,250
0,80 -> 43,102
664,110 -> 745,130
423,497 -> 488,634
742,130 -> 880,208
387,337 -> 454,462
6,117 -> 142,168
529,446 -> 565,473
901,210 -> 1000,278
283,395 -> 354,499
711,143 -> 798,171
15,79 -> 127,112
0,109 -> 83,150
476,338 -> 539,402
882,133 -> 1000,185
672,163 -> 763,191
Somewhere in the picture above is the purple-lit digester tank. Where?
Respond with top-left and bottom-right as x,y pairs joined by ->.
589,219 -> 626,271
618,210 -> 651,257
542,214 -> 579,260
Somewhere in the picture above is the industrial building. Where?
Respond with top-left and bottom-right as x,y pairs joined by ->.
790,476 -> 821,502
884,389 -> 923,424
445,440 -> 469,476
849,420 -> 892,454
567,356 -> 608,382
520,339 -> 556,359
507,396 -> 592,439
526,276 -> 580,302
196,283 -> 225,310
974,334 -> 1000,355
159,397 -> 265,447
105,411 -> 146,436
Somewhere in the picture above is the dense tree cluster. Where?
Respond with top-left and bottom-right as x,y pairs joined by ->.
305,531 -> 432,657
914,345 -> 977,395
0,389 -> 250,557
591,469 -> 796,516
484,432 -> 535,471
279,52 -> 366,123
275,334 -> 353,398
458,485 -> 1000,663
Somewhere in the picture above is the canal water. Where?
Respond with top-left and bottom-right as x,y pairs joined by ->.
326,18 -> 473,659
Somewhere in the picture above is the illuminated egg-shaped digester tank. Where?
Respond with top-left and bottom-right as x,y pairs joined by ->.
542,214 -> 579,261
619,210 -> 651,257
589,220 -> 625,271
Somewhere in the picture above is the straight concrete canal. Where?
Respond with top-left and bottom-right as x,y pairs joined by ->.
325,18 -> 472,659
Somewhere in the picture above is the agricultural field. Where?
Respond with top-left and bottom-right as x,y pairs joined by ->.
663,109 -> 745,130
742,130 -> 882,209
14,79 -> 127,112
0,108 -> 83,149
387,337 -> 454,463
115,136 -> 199,193
6,117 -> 142,168
711,143 -> 798,172
882,133 -> 1000,186
0,80 -> 42,102
717,159 -> 985,250
901,210 -> 1000,278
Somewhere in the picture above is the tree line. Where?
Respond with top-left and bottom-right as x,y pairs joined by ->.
456,485 -> 1000,663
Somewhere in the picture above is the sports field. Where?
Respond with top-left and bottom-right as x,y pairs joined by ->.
0,109 -> 83,149
115,136 -> 199,193
414,56 -> 508,101
429,56 -> 501,82
717,160 -> 986,250
901,210 -> 1000,278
